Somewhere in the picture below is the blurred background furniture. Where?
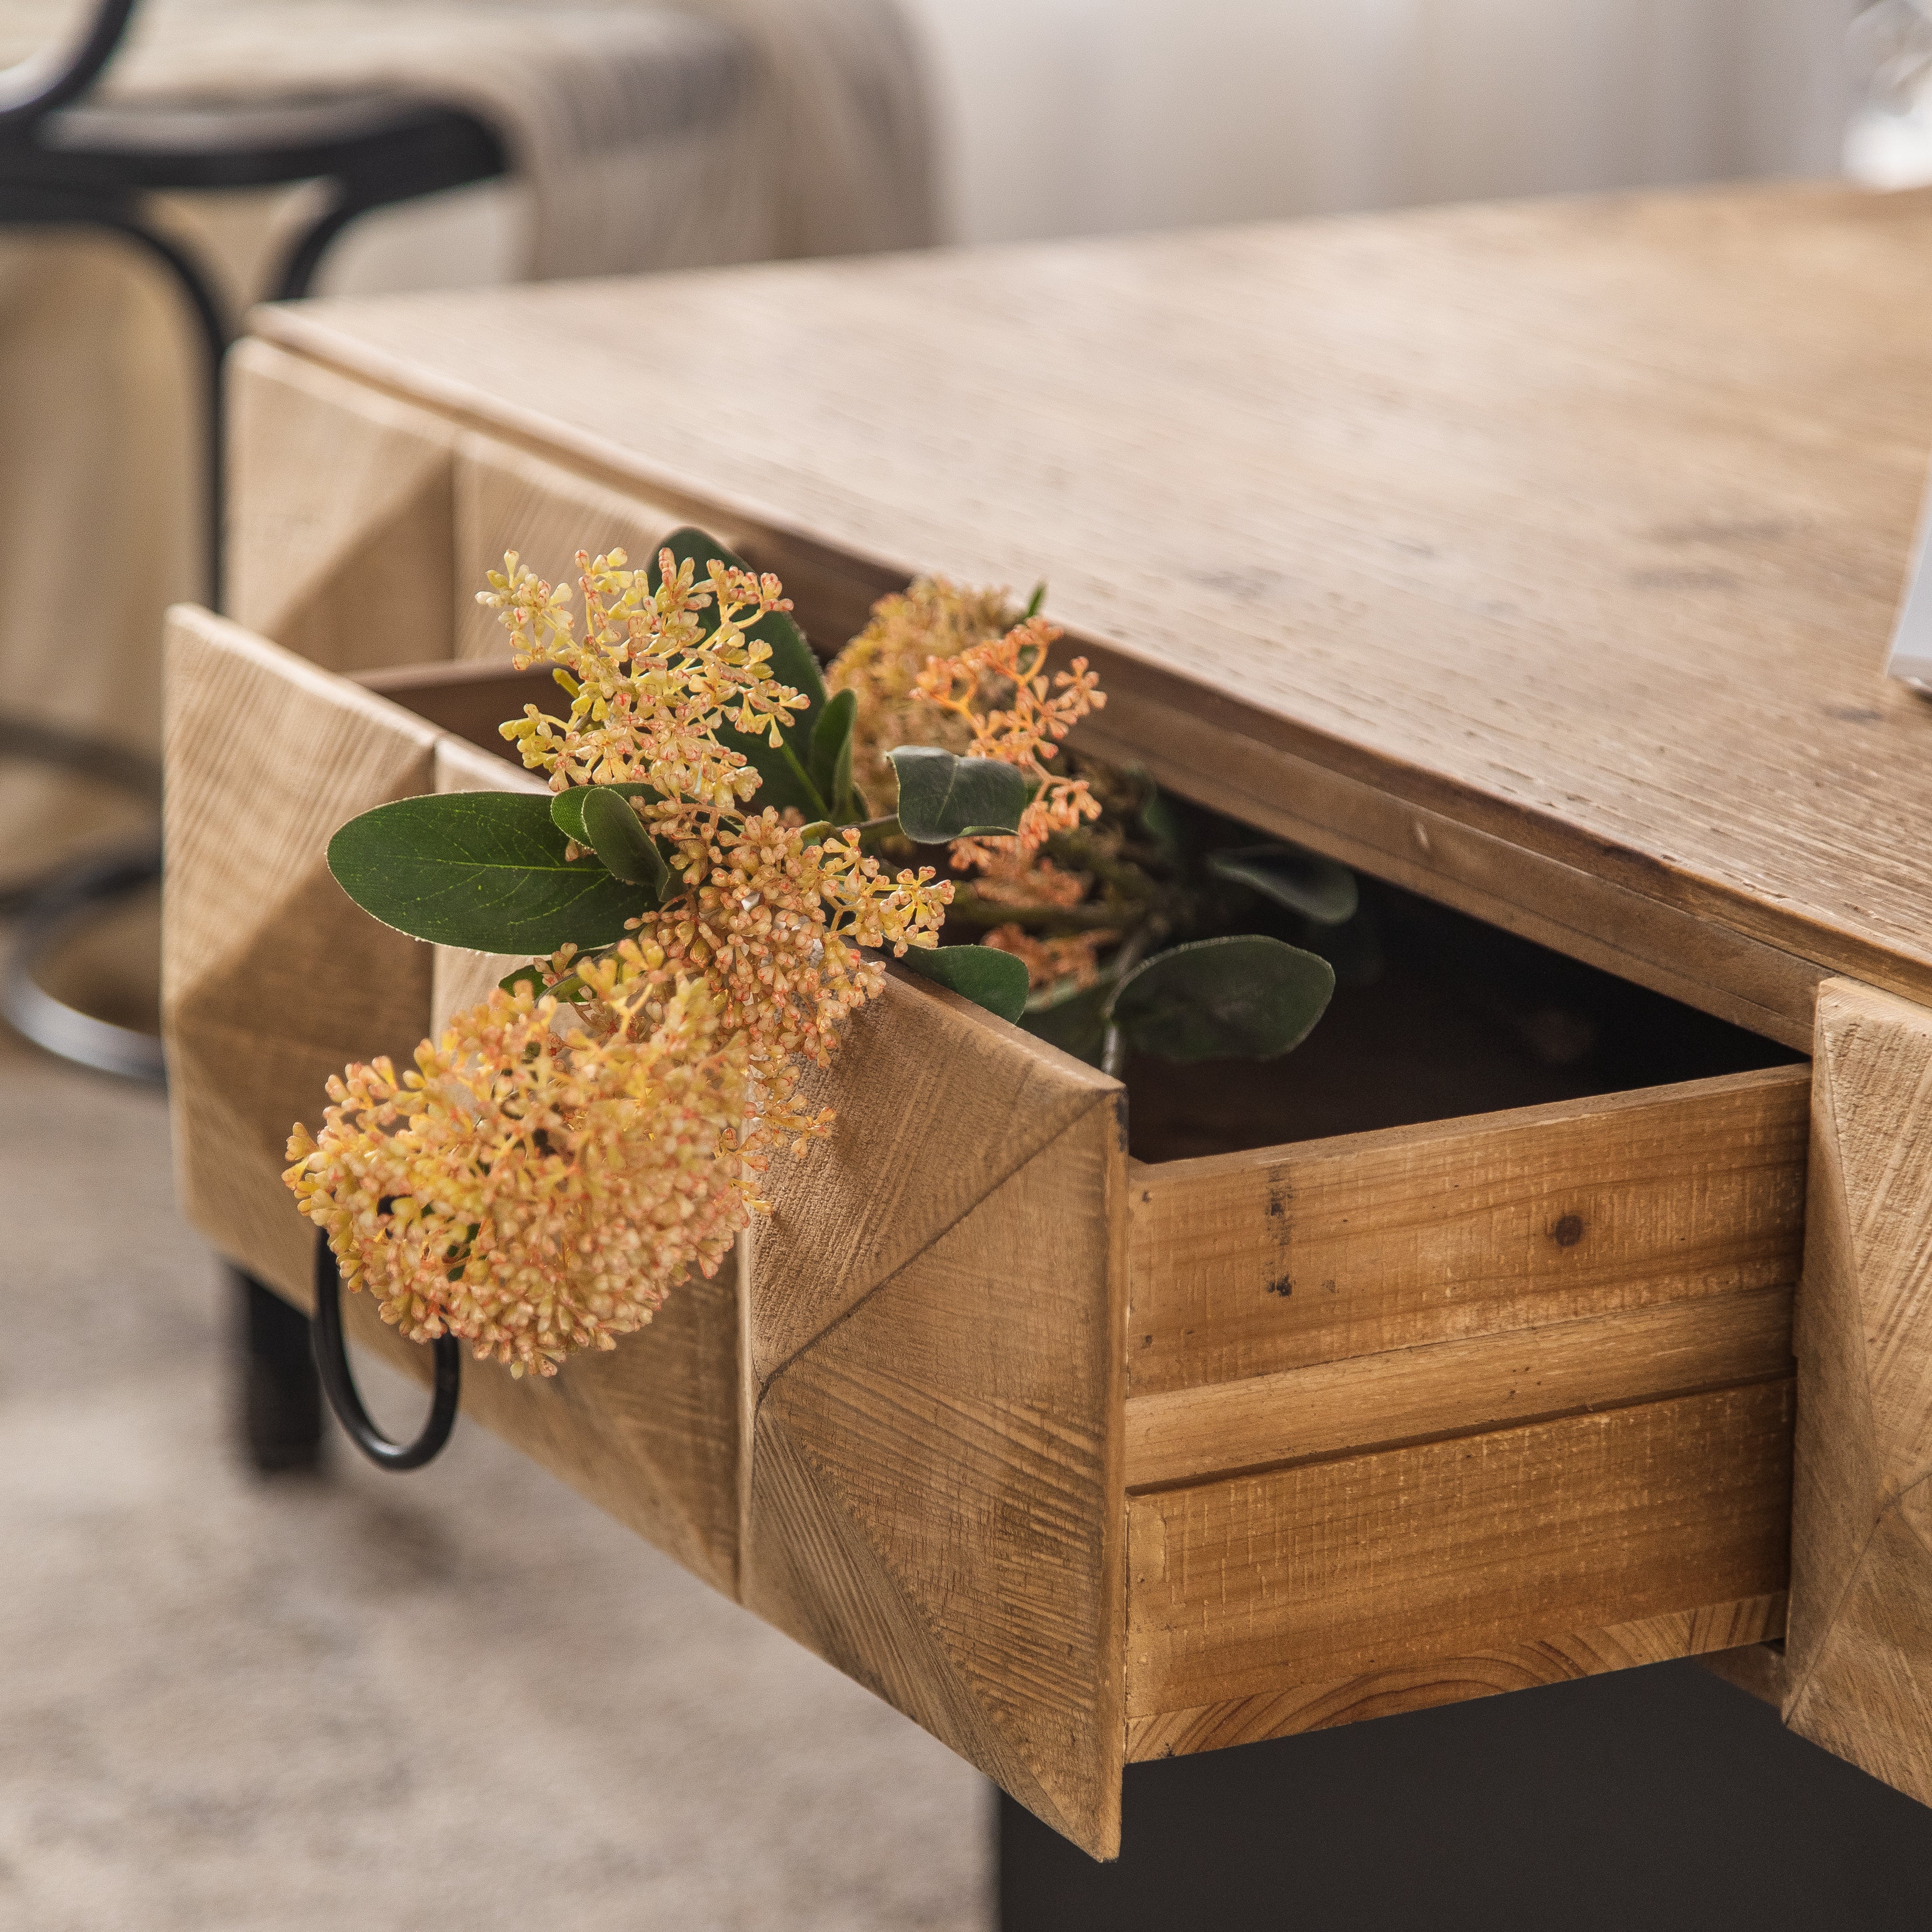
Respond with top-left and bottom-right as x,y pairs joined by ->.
0,0 -> 513,1083
0,0 -> 934,1093
0,0 -> 936,1475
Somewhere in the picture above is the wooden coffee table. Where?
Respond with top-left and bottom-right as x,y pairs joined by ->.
167,180 -> 1932,1861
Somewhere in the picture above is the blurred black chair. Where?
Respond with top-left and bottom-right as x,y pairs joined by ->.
0,0 -> 507,1086
0,0 -> 509,1473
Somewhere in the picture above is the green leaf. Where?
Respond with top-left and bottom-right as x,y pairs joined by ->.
1023,581 -> 1047,619
809,688 -> 857,821
895,944 -> 1029,1023
579,787 -> 670,896
498,962 -> 586,1002
887,746 -> 1029,844
328,793 -> 649,954
498,961 -> 549,998
1206,843 -> 1359,926
1021,976 -> 1110,1065
1108,935 -> 1334,1062
549,781 -> 657,846
1137,785 -> 1185,862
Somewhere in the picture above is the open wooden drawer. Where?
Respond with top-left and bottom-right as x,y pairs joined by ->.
162,607 -> 1812,1857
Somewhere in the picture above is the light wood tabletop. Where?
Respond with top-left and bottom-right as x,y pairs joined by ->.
254,180 -> 1932,1050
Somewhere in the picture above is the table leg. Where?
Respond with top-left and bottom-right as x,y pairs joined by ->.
234,1266 -> 323,1473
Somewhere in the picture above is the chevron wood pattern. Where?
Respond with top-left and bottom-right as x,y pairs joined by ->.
162,607 -> 440,1304
1785,978 -> 1932,1802
227,339 -> 456,674
741,976 -> 1129,1858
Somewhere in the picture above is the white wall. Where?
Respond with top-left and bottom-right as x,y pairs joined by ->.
901,0 -> 1855,246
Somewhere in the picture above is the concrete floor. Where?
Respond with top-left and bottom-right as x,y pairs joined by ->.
0,1028 -> 992,1931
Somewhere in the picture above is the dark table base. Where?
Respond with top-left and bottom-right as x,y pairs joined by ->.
1000,1661 -> 1932,1930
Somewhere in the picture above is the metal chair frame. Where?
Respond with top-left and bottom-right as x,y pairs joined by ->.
1,0 -> 509,1472
0,0 -> 507,1088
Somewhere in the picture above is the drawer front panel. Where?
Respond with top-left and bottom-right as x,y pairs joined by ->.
1126,1377 -> 1794,1719
1125,1282 -> 1793,1492
1128,1064 -> 1809,1398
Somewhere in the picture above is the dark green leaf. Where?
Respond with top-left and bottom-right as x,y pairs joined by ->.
498,961 -> 548,998
328,793 -> 648,953
895,944 -> 1029,1023
1207,843 -> 1358,926
549,780 -> 657,846
809,688 -> 857,821
1023,581 -> 1047,619
1137,785 -> 1185,861
579,787 -> 670,896
1021,976 -> 1110,1065
887,746 -> 1028,843
1108,935 -> 1334,1062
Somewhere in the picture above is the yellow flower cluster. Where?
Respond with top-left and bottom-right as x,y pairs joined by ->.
826,576 -> 1016,804
487,547 -> 805,804
285,969 -> 749,1379
910,616 -> 1110,988
618,808 -> 951,1181
290,547 -> 955,1375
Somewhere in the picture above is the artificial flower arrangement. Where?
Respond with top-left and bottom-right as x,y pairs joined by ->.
285,529 -> 1345,1381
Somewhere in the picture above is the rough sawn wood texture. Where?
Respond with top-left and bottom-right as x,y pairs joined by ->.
742,977 -> 1129,1858
251,182 -> 1932,1045
1785,978 -> 1932,1805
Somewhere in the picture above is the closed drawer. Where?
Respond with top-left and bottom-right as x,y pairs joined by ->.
163,622 -> 1808,1861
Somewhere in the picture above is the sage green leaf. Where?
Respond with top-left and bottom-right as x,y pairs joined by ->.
1108,935 -> 1334,1062
1021,976 -> 1110,1065
895,944 -> 1029,1023
808,688 -> 857,821
549,781 -> 657,846
1207,843 -> 1358,926
887,746 -> 1028,843
579,787 -> 670,896
328,793 -> 648,953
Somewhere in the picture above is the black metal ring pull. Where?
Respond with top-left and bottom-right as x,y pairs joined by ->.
311,1229 -> 461,1471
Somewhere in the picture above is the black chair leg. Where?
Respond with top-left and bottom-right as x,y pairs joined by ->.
234,1268 -> 323,1474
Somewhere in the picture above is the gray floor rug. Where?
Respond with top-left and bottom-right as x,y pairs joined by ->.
0,1029 -> 990,1931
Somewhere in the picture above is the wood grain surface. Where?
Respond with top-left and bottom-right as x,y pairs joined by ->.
250,183 -> 1932,1033
1128,1064 -> 1810,1397
741,974 -> 1129,1858
161,607 -> 439,1304
1127,1593 -> 1787,1761
1127,1379 -> 1794,1721
227,340 -> 456,674
1125,1283 -> 1795,1492
1784,978 -> 1932,1805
